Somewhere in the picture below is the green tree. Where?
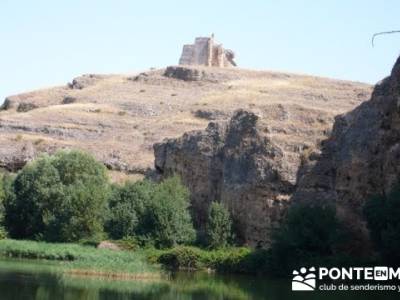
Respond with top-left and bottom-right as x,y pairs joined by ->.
0,174 -> 7,239
206,202 -> 232,249
106,180 -> 155,239
4,150 -> 109,242
5,157 -> 63,239
270,203 -> 345,275
145,176 -> 195,248
364,186 -> 400,265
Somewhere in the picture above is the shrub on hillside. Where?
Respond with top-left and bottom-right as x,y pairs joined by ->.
4,150 -> 110,242
364,186 -> 400,265
206,201 -> 233,249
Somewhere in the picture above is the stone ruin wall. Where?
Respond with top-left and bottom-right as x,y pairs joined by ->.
179,35 -> 236,67
179,45 -> 195,65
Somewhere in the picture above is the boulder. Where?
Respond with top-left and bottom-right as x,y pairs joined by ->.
62,96 -> 77,104
164,66 -> 205,81
17,102 -> 38,112
68,74 -> 106,89
0,98 -> 14,110
97,241 -> 120,251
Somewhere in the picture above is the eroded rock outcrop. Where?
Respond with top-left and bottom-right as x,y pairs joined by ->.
0,141 -> 36,172
68,74 -> 108,90
293,56 -> 400,254
154,110 -> 294,247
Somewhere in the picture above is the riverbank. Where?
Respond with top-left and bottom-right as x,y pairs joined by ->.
0,239 -> 159,279
0,239 -> 271,277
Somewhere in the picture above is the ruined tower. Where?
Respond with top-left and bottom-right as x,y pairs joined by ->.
179,35 -> 236,67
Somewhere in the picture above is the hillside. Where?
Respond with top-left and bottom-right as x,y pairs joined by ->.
0,66 -> 372,184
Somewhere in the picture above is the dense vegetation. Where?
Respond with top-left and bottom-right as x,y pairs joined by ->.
4,151 -> 110,242
0,150 -> 197,248
106,177 -> 195,248
364,185 -> 400,266
0,173 -> 6,239
268,203 -> 350,275
1,150 -> 398,277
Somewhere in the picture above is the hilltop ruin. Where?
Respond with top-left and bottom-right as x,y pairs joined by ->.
179,34 -> 237,67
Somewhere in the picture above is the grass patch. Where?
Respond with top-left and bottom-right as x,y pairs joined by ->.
0,239 -> 159,277
0,241 -> 272,277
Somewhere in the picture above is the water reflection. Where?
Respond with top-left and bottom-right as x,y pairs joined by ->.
0,260 -> 399,300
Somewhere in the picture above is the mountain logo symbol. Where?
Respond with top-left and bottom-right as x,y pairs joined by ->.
292,267 -> 316,291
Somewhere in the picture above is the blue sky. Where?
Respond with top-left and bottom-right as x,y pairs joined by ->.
1,0 -> 400,102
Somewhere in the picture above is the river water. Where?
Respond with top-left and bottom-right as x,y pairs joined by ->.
0,259 -> 399,300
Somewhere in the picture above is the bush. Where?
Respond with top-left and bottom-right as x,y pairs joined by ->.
364,186 -> 400,265
105,176 -> 195,248
145,176 -> 196,248
4,150 -> 110,242
153,246 -> 266,274
209,247 -> 262,273
158,246 -> 203,270
206,202 -> 232,249
105,180 -> 155,240
269,203 -> 345,275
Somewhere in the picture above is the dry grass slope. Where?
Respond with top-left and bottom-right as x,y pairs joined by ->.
0,66 -> 372,181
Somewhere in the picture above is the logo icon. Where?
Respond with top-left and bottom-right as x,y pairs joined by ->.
374,267 -> 388,281
292,267 -> 316,291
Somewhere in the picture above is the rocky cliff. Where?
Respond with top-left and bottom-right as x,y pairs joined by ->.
293,56 -> 400,254
153,72 -> 372,247
154,110 -> 292,247
153,57 -> 400,249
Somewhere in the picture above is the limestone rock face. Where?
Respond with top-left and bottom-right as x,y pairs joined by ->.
154,121 -> 226,229
154,110 -> 293,247
293,56 -> 400,254
152,62 -> 373,248
0,141 -> 36,172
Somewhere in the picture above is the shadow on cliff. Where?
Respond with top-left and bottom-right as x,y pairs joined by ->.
291,55 -> 400,256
